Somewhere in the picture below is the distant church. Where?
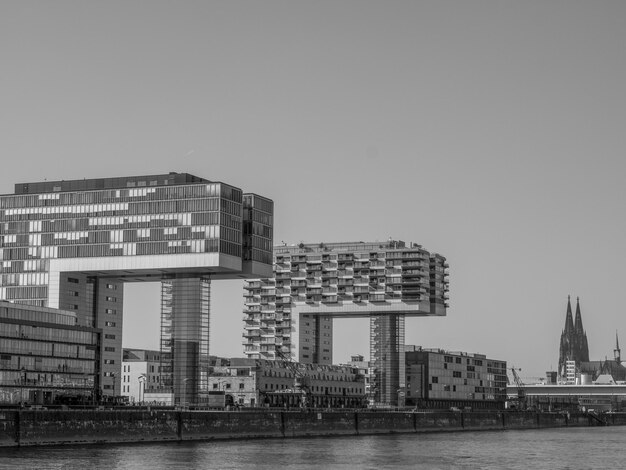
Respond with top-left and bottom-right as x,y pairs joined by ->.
558,296 -> 589,376
558,296 -> 626,383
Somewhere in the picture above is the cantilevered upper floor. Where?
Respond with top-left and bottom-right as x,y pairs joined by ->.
0,172 -> 273,305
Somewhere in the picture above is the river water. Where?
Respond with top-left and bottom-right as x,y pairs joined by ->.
0,427 -> 623,469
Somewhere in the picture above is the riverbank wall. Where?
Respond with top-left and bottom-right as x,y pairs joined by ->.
1,409 -> 624,447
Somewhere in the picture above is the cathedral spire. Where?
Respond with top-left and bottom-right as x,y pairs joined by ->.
564,295 -> 574,333
574,297 -> 584,333
615,330 -> 621,363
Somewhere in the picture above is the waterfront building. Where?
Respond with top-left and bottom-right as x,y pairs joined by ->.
558,296 -> 589,380
509,383 -> 626,412
0,173 -> 273,404
120,349 -> 161,404
208,357 -> 366,408
242,240 -> 448,406
0,300 -> 99,405
405,346 -> 507,410
343,354 -> 373,401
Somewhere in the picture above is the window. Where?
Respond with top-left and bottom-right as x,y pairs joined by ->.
106,296 -> 116,302
225,383 -> 231,389
105,321 -> 116,327
105,334 -> 116,339
68,278 -> 79,284
105,309 -> 116,315
239,383 -> 244,389
432,376 -> 438,383
104,359 -> 115,364
104,347 -> 116,352
213,384 -> 218,390
106,284 -> 117,290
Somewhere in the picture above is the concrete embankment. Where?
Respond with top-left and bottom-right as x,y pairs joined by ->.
1,409 -> 624,447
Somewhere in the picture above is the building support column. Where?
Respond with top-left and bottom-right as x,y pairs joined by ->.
370,313 -> 405,406
160,276 -> 210,405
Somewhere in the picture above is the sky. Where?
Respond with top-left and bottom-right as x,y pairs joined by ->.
2,1 -> 626,382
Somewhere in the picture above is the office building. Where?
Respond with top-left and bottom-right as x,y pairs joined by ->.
0,300 -> 99,405
0,173 -> 273,403
405,346 -> 507,410
242,240 -> 448,406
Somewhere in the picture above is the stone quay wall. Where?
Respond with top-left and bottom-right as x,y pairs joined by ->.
0,409 -> 624,447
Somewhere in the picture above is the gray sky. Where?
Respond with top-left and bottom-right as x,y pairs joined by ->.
2,1 -> 625,380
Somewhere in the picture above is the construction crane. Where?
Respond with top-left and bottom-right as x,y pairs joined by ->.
510,367 -> 527,410
274,347 -> 311,408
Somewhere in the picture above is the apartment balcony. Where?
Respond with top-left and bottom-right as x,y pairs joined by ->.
242,330 -> 261,338
321,296 -> 338,303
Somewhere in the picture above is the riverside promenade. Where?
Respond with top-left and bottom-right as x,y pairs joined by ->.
1,409 -> 624,447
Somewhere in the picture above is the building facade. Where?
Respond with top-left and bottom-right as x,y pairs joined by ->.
0,173 -> 273,403
209,357 -> 366,408
120,348 -> 161,403
405,347 -> 507,410
242,240 -> 449,406
0,300 -> 99,405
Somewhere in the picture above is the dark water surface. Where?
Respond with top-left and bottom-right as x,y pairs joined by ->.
0,427 -> 624,469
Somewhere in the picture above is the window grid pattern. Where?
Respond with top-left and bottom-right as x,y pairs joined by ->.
0,183 -> 245,304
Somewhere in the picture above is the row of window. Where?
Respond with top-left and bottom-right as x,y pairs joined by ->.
0,355 -> 95,374
0,322 -> 95,345
0,338 -> 95,359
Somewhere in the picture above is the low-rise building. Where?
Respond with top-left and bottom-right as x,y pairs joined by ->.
0,300 -> 99,405
121,349 -> 162,404
405,346 -> 507,410
208,358 -> 366,408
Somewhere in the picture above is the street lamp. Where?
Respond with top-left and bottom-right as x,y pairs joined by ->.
138,375 -> 146,405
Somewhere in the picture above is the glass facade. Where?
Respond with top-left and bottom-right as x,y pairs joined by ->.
370,314 -> 405,406
242,240 -> 448,406
160,277 -> 210,404
0,173 -> 273,400
0,300 -> 99,405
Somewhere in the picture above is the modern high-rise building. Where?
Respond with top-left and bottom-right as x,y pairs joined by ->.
0,173 -> 273,403
242,240 -> 449,406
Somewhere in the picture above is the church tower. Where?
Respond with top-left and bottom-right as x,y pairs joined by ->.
558,296 -> 590,378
